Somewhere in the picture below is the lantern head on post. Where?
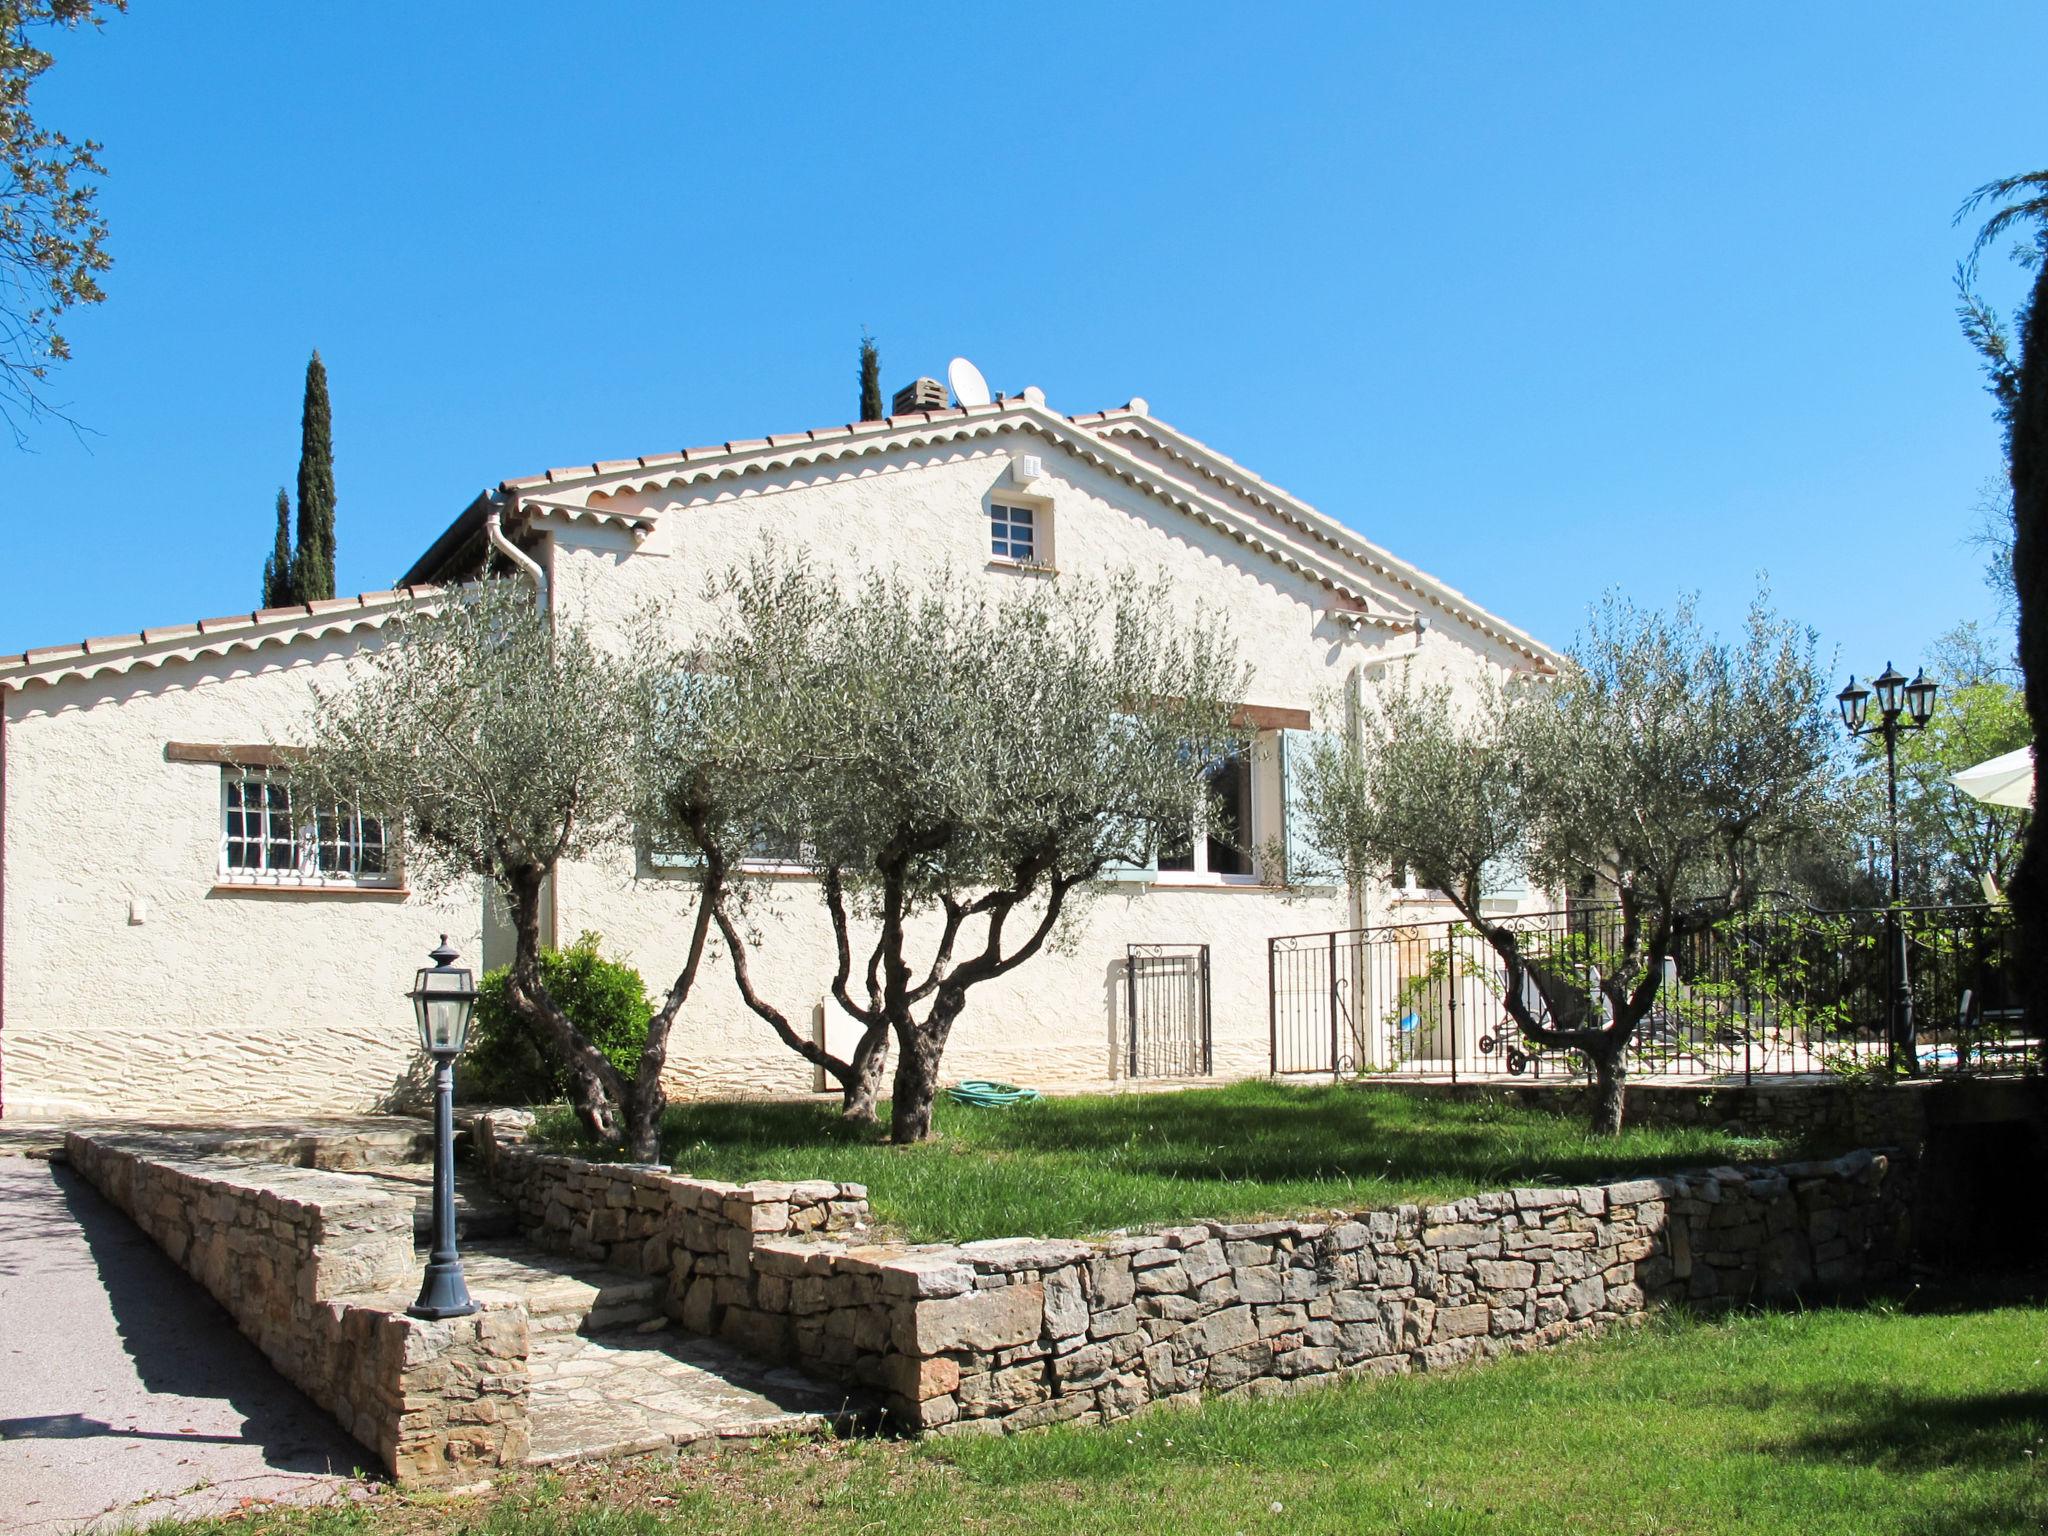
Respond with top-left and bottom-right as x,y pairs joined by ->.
411,936 -> 477,1058
407,935 -> 479,1320
1835,676 -> 1871,735
1904,668 -> 1939,728
1870,662 -> 1908,721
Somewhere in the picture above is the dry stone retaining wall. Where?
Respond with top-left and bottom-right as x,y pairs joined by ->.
748,1149 -> 1910,1433
64,1130 -> 530,1486
473,1116 -> 1910,1438
473,1114 -> 868,1341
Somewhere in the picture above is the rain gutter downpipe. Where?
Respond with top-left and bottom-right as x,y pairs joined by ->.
483,491 -> 547,607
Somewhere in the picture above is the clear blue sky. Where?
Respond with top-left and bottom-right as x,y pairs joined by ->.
4,4 -> 2041,679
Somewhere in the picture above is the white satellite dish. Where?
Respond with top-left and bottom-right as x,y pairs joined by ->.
947,356 -> 992,408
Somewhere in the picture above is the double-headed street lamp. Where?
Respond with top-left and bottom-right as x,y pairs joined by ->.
408,936 -> 479,1320
1835,663 -> 1938,1076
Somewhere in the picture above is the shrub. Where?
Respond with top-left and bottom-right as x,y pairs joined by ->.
460,932 -> 652,1106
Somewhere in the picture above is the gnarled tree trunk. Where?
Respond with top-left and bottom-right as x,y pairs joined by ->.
503,863 -> 627,1147
888,1008 -> 954,1145
1587,1038 -> 1627,1134
840,1024 -> 891,1127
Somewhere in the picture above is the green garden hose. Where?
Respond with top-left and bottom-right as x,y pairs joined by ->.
945,1079 -> 1042,1108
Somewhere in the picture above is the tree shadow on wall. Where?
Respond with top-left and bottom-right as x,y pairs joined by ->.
373,1049 -> 434,1115
48,1164 -> 373,1479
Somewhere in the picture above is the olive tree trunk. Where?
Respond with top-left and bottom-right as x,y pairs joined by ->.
887,994 -> 964,1145
1587,1040 -> 1628,1134
503,863 -> 628,1147
839,1026 -> 892,1126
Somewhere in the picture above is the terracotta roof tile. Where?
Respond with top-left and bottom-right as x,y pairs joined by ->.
3,585 -> 440,690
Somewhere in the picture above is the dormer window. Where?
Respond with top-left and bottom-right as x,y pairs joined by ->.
989,500 -> 1038,564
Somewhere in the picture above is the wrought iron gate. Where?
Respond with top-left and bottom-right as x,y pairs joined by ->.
1126,944 -> 1212,1078
1268,929 -> 1370,1076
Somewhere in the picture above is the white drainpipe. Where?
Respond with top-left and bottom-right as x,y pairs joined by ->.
484,494 -> 547,605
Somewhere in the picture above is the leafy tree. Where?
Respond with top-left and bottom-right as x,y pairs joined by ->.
292,350 -> 337,601
858,329 -> 883,421
1868,622 -> 2030,902
641,556 -> 1250,1142
0,0 -> 121,443
1958,170 -> 2048,1046
260,486 -> 294,609
463,933 -> 653,1107
1298,592 -> 1839,1133
297,580 -> 717,1161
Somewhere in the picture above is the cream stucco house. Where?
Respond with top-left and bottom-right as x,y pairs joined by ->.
0,383 -> 1558,1119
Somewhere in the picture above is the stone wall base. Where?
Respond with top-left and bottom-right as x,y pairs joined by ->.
65,1130 -> 530,1486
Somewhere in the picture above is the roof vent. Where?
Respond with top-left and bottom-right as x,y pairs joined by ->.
890,377 -> 946,415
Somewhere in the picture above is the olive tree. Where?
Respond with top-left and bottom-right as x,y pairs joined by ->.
1,0 -> 122,442
641,556 -> 1249,1143
1299,591 -> 1838,1133
299,579 -> 724,1161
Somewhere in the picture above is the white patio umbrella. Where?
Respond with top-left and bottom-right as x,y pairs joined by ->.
1949,744 -> 2036,809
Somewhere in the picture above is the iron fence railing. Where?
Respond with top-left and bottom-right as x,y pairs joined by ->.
1267,903 -> 2035,1083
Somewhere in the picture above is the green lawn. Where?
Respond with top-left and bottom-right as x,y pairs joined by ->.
157,1303 -> 2048,1536
535,1081 -> 1801,1242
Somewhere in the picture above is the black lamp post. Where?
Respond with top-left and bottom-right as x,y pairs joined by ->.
1835,663 -> 1939,1076
408,935 -> 479,1320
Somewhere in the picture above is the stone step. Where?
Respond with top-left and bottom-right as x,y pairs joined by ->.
459,1243 -> 668,1337
346,1161 -> 524,1244
524,1330 -> 878,1467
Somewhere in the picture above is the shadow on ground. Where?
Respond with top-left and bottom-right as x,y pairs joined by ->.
1766,1381 -> 2048,1536
45,1163 -> 368,1477
628,1082 -> 1808,1189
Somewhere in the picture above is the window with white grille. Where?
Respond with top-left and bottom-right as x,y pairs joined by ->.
988,501 -> 1038,564
220,766 -> 394,886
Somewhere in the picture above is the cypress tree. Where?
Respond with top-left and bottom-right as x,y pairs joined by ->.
292,349 -> 337,601
858,330 -> 883,421
2006,256 -> 2048,1030
260,487 -> 295,608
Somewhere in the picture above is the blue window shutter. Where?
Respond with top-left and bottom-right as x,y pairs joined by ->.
1282,728 -> 1344,888
1480,854 -> 1530,901
1098,712 -> 1157,883
648,839 -> 704,873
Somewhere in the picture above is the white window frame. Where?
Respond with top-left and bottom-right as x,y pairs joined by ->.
987,496 -> 1053,570
1153,745 -> 1266,887
217,765 -> 397,889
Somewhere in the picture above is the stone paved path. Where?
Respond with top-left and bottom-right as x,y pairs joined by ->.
0,1156 -> 367,1534
526,1330 -> 874,1465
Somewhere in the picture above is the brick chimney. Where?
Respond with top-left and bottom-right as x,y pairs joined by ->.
890,377 -> 947,415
